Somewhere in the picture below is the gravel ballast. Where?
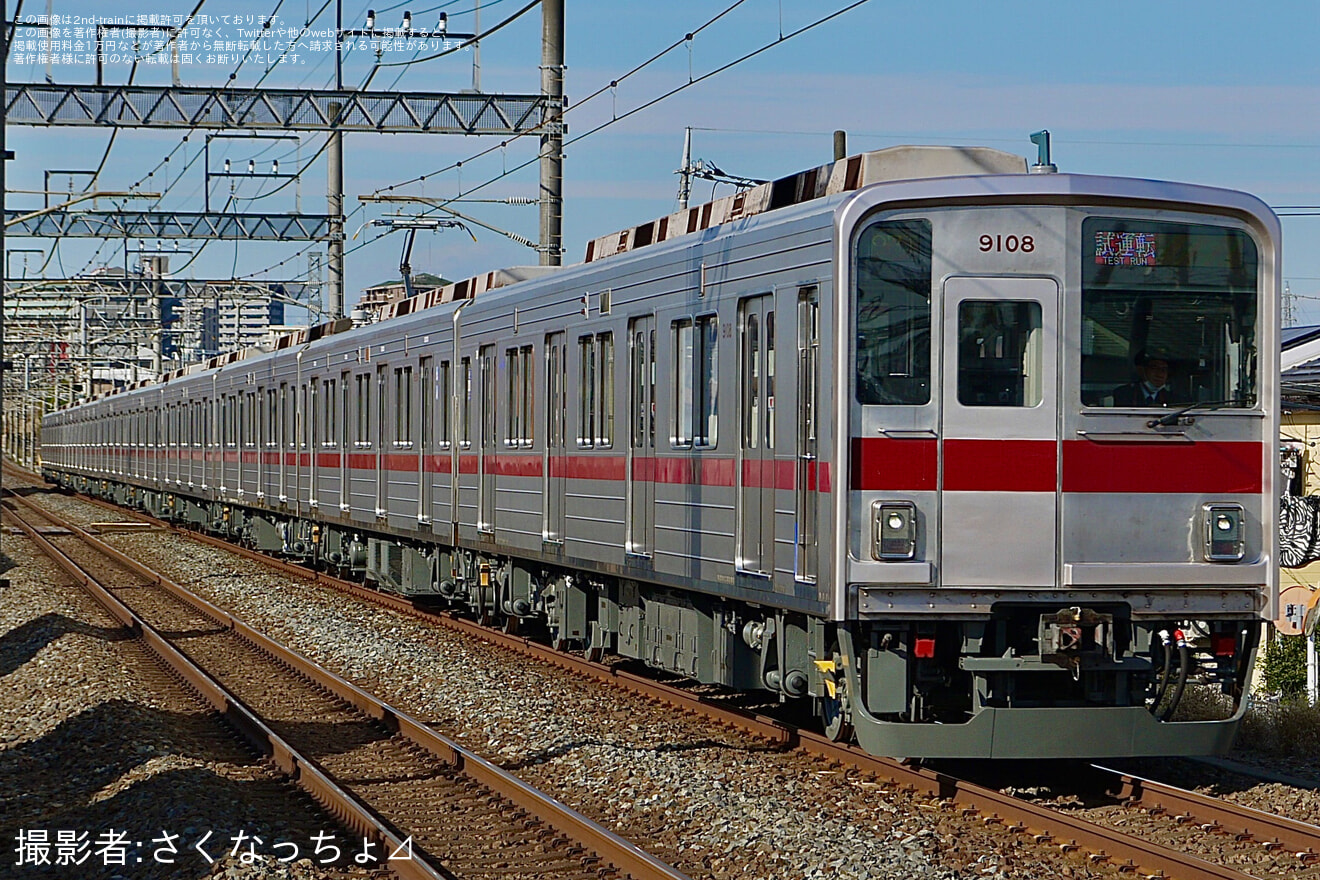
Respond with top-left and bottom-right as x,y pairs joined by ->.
0,525 -> 379,880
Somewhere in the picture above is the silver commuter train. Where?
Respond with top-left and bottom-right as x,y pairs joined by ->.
41,145 -> 1279,759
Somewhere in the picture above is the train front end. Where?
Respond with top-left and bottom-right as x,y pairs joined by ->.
833,172 -> 1278,758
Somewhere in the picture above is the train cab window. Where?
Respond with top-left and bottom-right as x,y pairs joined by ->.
1079,218 -> 1258,408
956,301 -> 1044,407
854,218 -> 932,405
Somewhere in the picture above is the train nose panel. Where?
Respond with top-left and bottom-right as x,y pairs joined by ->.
939,276 -> 1060,589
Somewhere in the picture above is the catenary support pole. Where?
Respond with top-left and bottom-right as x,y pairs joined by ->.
327,102 -> 345,319
678,127 -> 692,211
539,0 -> 564,266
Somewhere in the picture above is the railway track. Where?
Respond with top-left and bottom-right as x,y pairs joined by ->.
13,466 -> 1320,880
2,482 -> 690,880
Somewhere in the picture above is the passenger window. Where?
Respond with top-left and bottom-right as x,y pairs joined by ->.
419,357 -> 434,451
265,389 -> 277,447
340,372 -> 351,450
459,357 -> 472,448
355,374 -> 371,447
506,345 -> 534,447
394,366 -> 413,447
438,360 -> 452,448
576,335 -> 611,448
671,317 -> 718,448
673,320 -> 693,446
956,300 -> 1043,407
322,379 -> 337,448
596,333 -> 613,447
578,336 -> 596,447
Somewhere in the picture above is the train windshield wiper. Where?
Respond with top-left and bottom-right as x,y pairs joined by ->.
1146,397 -> 1257,429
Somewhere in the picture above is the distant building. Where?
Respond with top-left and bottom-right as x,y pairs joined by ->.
355,273 -> 448,324
213,292 -> 286,352
1279,325 -> 1320,640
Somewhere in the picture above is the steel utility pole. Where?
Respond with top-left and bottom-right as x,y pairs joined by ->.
2,0 -> 9,464
2,0 -> 11,572
677,127 -> 693,211
328,100 -> 345,320
539,0 -> 564,266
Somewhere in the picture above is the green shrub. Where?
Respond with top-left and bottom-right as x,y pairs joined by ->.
1260,633 -> 1307,699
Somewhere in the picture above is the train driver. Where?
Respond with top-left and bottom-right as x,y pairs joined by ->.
1111,349 -> 1181,407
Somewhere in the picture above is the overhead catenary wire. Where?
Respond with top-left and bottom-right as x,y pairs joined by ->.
380,0 -> 511,92
236,0 -> 554,209
62,0 -> 343,286
387,0 -> 872,223
373,0 -> 753,196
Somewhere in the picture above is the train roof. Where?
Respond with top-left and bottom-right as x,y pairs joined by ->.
65,145 -> 1031,410
583,144 -> 1027,264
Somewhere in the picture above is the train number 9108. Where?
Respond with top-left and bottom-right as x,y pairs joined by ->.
979,233 -> 1035,253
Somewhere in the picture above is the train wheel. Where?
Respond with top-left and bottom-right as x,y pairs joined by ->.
819,648 -> 853,743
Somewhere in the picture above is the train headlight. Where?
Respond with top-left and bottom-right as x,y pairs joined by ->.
1201,503 -> 1245,562
873,501 -> 917,560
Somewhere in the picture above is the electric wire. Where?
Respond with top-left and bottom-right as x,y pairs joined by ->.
66,0 -> 314,284
389,0 -> 872,222
379,0 -> 511,93
373,0 -> 752,195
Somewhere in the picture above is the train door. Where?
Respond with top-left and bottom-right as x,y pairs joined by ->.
277,383 -> 289,502
258,391 -> 269,498
737,294 -> 776,578
543,333 -> 566,543
627,316 -> 655,557
478,345 -> 496,534
236,395 -> 245,494
452,356 -> 471,534
307,382 -> 318,508
794,288 -> 819,584
419,356 -> 434,524
939,276 -> 1059,588
375,364 -> 387,517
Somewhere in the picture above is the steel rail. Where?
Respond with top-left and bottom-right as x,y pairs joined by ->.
1095,765 -> 1320,862
2,495 -> 446,880
16,470 -> 1281,880
4,486 -> 691,880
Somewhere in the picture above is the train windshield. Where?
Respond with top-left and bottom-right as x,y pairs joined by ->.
854,218 -> 933,405
1080,217 -> 1258,409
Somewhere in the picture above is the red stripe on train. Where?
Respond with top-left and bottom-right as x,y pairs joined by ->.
101,449 -> 833,491
1060,440 -> 1263,494
944,439 -> 1057,492
850,438 -> 938,491
850,437 -> 1264,494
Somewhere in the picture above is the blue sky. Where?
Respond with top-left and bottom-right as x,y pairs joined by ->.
8,0 -> 1320,322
